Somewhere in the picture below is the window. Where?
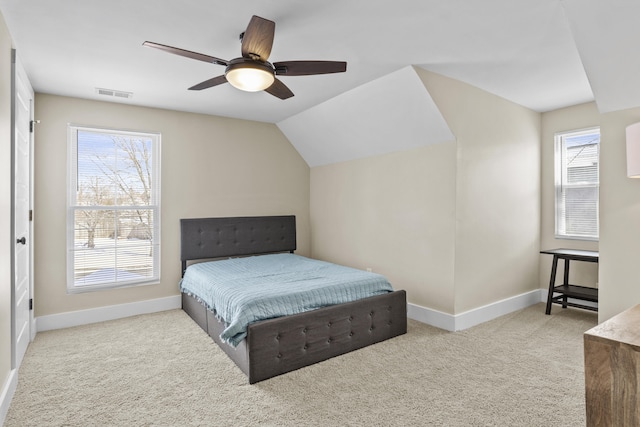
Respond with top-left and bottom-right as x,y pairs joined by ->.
67,125 -> 161,292
554,127 -> 599,240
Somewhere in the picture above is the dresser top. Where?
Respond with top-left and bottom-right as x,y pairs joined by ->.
584,304 -> 640,348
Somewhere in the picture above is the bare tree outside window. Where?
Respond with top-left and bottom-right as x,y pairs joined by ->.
76,177 -> 114,248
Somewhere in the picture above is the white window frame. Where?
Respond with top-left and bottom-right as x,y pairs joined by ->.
67,125 -> 161,293
554,127 -> 600,241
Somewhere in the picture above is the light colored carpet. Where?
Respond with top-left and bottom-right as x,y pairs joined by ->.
5,303 -> 597,427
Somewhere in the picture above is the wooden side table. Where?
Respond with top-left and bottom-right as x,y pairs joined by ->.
540,249 -> 598,314
584,304 -> 640,426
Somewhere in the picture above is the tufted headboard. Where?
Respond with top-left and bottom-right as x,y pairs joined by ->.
180,215 -> 297,276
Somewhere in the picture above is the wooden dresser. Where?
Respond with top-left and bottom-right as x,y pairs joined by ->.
584,304 -> 640,426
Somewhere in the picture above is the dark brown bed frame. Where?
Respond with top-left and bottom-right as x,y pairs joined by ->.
180,215 -> 407,383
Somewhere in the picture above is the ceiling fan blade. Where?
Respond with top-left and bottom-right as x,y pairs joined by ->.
188,75 -> 228,91
264,78 -> 294,100
274,61 -> 347,76
241,15 -> 275,62
143,41 -> 229,66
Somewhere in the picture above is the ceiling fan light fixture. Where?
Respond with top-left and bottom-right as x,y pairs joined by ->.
145,15 -> 347,99
225,59 -> 275,92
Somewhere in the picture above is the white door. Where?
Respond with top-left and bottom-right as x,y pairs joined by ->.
12,50 -> 34,368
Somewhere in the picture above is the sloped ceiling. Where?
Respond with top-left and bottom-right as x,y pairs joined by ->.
277,66 -> 454,167
561,0 -> 640,113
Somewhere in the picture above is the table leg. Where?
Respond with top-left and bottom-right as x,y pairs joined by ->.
546,255 -> 559,315
563,258 -> 570,309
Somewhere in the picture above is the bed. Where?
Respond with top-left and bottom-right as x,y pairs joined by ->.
180,215 -> 407,383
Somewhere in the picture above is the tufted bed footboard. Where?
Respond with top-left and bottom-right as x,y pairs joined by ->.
182,290 -> 407,383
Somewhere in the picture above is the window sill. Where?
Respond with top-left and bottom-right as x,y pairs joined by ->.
66,278 -> 161,294
555,234 -> 599,242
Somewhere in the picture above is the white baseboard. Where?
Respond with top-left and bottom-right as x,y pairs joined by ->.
0,369 -> 17,426
407,303 -> 456,331
36,295 -> 182,332
408,289 -> 543,332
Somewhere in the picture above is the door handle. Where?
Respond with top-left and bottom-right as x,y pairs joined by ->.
16,237 -> 26,245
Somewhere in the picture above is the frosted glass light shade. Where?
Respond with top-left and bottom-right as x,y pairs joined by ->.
225,60 -> 275,92
626,122 -> 640,178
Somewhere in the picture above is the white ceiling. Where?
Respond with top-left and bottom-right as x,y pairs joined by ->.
1,0 -> 639,164
561,0 -> 640,114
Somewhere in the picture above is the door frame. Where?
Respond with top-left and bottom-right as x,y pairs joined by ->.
28,96 -> 34,342
10,48 -> 34,369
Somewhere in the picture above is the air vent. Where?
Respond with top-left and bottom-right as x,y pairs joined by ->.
95,88 -> 133,99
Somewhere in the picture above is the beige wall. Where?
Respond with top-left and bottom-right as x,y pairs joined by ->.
539,103 -> 600,292
599,107 -> 640,322
311,143 -> 457,313
417,70 -> 541,313
0,8 -> 13,404
421,69 -> 541,313
311,69 -> 541,315
33,94 -> 310,317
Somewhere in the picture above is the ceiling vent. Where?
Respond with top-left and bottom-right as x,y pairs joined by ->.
95,88 -> 133,99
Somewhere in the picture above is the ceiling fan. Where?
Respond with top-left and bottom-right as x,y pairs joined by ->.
143,15 -> 347,100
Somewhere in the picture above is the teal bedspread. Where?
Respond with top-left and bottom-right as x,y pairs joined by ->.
179,253 -> 394,347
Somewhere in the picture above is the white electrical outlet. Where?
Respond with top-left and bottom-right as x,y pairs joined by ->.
366,267 -> 372,272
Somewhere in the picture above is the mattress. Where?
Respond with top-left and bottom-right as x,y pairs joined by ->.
179,253 -> 394,346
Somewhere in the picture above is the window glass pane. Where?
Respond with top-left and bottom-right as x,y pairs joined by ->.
77,131 -> 154,207
72,209 -> 157,287
567,165 -> 597,184
74,246 -> 116,287
73,209 -> 116,249
562,187 -> 598,237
